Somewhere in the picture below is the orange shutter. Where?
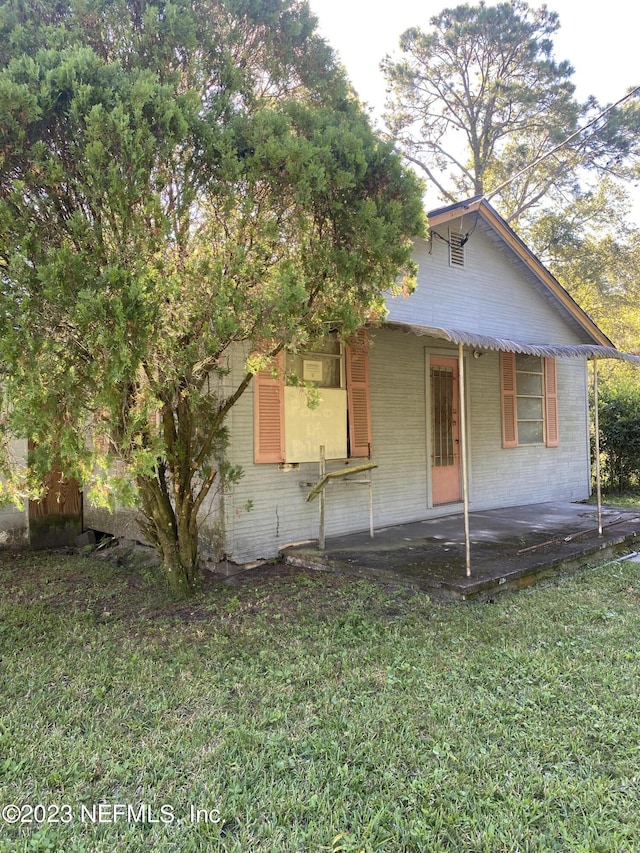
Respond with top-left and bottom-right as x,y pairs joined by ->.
500,351 -> 518,448
345,331 -> 372,458
253,353 -> 285,463
544,356 -> 559,447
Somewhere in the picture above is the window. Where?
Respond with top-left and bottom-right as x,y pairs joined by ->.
500,352 -> 558,448
284,337 -> 347,461
254,332 -> 372,463
285,336 -> 342,389
514,354 -> 544,444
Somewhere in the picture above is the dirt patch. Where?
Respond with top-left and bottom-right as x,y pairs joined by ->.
0,543 -> 394,632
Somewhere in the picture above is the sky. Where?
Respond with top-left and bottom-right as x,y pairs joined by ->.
308,0 -> 640,220
309,0 -> 640,115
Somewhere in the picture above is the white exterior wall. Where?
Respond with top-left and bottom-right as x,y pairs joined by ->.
465,349 -> 590,509
85,461 -> 226,560
387,229 -> 595,345
225,333 -> 591,564
224,220 -> 594,564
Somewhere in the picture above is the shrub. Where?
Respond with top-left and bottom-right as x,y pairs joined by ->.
596,378 -> 640,493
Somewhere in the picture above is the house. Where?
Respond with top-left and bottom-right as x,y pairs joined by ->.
214,197 -> 629,565
16,196 -> 629,561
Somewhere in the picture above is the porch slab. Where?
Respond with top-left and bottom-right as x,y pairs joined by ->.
280,502 -> 640,600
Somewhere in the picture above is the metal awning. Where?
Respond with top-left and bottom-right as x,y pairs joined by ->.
385,321 -> 640,363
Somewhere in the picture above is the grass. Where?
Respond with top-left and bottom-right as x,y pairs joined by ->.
589,490 -> 640,511
1,547 -> 640,851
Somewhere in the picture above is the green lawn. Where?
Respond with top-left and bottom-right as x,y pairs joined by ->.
1,548 -> 640,852
593,491 -> 640,511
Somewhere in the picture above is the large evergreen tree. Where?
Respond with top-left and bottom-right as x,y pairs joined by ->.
382,1 -> 639,224
0,0 -> 424,595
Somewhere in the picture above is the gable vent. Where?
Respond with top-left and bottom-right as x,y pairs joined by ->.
449,229 -> 465,267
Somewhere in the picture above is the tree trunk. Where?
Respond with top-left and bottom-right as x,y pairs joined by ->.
136,473 -> 200,598
158,539 -> 195,598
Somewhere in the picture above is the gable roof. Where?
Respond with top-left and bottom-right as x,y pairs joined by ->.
425,196 -> 614,349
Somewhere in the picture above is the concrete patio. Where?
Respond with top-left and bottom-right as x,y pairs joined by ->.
281,502 -> 640,600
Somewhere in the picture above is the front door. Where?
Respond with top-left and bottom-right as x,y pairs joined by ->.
430,356 -> 461,504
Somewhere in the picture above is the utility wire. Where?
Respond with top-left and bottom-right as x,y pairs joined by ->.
485,85 -> 640,202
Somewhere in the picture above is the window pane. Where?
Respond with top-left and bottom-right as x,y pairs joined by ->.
517,373 -> 543,396
515,354 -> 542,372
314,356 -> 340,388
285,352 -> 303,380
518,421 -> 544,444
314,336 -> 341,356
518,397 -> 543,420
285,352 -> 341,388
431,366 -> 455,466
